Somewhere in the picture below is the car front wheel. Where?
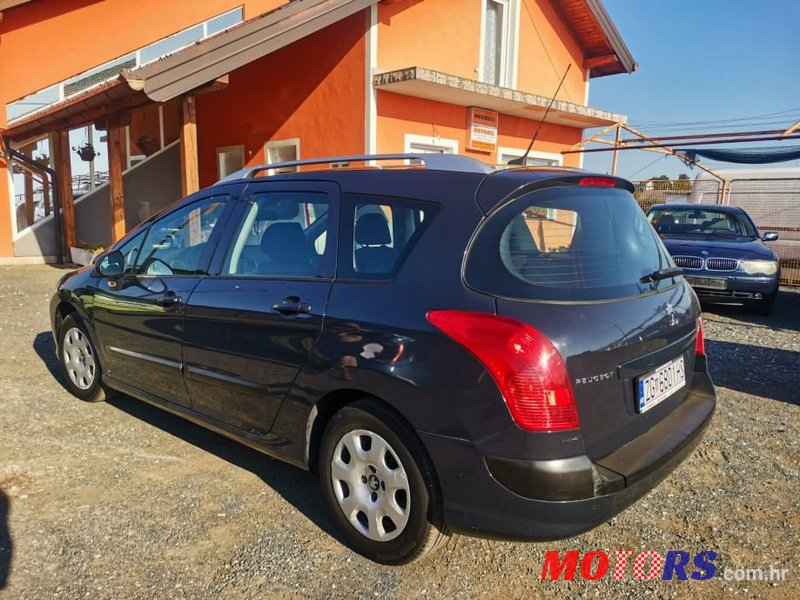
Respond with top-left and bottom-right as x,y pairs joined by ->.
58,314 -> 115,402
319,399 -> 448,564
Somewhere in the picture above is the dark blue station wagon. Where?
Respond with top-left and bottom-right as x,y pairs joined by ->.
51,154 -> 715,564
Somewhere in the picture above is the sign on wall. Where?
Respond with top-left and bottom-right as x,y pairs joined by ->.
467,107 -> 499,153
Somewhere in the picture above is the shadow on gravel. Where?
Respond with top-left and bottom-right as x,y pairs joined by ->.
105,395 -> 345,544
33,332 -> 63,385
0,490 -> 11,590
31,331 -> 343,545
706,339 -> 799,407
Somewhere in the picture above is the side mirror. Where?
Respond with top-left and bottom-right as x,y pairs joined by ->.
95,250 -> 125,278
762,232 -> 779,242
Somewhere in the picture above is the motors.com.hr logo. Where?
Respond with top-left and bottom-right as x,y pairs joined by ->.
540,550 -> 791,583
541,550 -> 716,581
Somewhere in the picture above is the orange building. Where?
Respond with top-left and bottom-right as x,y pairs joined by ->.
0,0 -> 634,263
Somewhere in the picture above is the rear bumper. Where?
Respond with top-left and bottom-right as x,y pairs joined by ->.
420,366 -> 715,541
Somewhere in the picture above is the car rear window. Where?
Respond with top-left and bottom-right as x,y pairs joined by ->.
465,186 -> 677,301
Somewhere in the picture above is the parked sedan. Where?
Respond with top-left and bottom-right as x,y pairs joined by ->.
51,155 -> 715,564
648,204 -> 780,315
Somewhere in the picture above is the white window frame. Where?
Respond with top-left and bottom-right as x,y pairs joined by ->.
265,138 -> 301,175
404,134 -> 459,156
498,146 -> 563,167
479,0 -> 520,88
215,144 -> 245,179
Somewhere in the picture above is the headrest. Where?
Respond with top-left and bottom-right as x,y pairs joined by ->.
355,213 -> 391,246
261,222 -> 306,262
255,194 -> 300,221
657,215 -> 676,232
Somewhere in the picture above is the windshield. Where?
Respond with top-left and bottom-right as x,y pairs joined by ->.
649,207 -> 756,238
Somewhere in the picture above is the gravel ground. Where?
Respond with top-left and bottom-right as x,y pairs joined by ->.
0,265 -> 798,599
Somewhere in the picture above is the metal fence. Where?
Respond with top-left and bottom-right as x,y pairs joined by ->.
633,177 -> 800,287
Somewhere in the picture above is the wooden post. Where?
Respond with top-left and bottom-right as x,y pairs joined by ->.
42,176 -> 51,217
610,123 -> 621,175
51,130 -> 76,253
22,144 -> 35,227
108,126 -> 127,242
180,95 -> 199,197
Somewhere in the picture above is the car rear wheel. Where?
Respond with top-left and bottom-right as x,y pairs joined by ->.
58,314 -> 115,402
319,399 -> 448,564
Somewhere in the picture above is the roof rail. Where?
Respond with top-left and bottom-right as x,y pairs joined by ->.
218,153 -> 494,182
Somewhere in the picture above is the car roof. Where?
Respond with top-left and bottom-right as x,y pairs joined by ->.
211,153 -> 635,203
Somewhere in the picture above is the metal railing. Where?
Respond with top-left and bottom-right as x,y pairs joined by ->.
13,171 -> 109,232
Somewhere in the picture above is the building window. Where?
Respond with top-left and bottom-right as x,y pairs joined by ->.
265,138 -> 300,174
499,147 -> 563,167
216,145 -> 245,179
482,0 -> 518,88
404,134 -> 459,164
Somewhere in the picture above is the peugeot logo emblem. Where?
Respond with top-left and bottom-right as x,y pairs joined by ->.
664,303 -> 678,327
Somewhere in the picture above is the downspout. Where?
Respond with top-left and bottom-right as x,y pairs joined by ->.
2,135 -> 64,264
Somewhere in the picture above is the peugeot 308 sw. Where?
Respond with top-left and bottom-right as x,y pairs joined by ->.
51,154 -> 715,564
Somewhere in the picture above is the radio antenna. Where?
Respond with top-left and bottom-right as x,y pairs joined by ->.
509,64 -> 571,166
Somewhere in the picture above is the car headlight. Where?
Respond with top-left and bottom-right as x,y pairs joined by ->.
739,260 -> 779,275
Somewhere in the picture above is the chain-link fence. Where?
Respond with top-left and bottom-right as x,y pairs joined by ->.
633,177 -> 800,287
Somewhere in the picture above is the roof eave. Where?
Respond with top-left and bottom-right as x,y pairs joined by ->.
584,0 -> 637,77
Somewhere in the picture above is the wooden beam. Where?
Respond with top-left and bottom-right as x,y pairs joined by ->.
782,119 -> 800,138
180,95 -> 199,197
584,54 -> 618,69
51,130 -> 76,253
22,143 -> 35,227
108,126 -> 126,243
610,123 -> 621,175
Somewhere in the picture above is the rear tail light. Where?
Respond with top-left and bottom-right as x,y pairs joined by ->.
695,317 -> 705,355
578,176 -> 617,187
426,310 -> 580,432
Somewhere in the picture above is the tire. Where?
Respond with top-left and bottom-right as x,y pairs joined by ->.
319,399 -> 449,564
58,314 -> 116,402
751,292 -> 777,316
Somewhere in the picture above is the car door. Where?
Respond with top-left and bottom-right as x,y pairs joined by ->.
181,181 -> 338,434
92,192 -> 235,407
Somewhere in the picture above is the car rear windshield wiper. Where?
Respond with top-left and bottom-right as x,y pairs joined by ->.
641,267 -> 683,283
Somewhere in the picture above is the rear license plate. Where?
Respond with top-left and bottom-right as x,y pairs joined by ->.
685,276 -> 727,290
636,356 -> 686,413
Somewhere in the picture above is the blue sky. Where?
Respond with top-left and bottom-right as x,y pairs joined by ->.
582,0 -> 800,180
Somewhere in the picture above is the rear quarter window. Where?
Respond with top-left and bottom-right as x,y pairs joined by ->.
465,186 -> 677,301
339,194 -> 439,280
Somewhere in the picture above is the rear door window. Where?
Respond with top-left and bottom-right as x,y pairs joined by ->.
340,194 -> 437,280
221,190 -> 331,278
465,187 -> 676,301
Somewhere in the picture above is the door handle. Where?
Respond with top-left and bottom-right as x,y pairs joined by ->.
155,291 -> 182,307
272,296 -> 312,315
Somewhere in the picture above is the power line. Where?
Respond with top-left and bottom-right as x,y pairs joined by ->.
631,106 -> 800,128
624,154 -> 668,180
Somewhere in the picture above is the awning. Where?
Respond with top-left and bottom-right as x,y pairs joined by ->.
121,0 -> 378,103
373,67 -> 627,129
2,0 -> 379,143
679,146 -> 800,165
